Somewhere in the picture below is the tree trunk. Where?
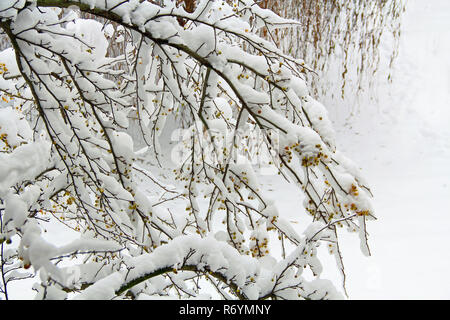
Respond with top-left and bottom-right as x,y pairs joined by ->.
177,0 -> 196,26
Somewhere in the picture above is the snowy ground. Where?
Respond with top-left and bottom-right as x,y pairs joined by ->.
253,0 -> 450,300
320,0 -> 450,299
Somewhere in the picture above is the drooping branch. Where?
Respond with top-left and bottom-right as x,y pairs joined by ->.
0,0 -> 374,300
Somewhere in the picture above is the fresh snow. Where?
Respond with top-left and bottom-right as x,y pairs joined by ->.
254,0 -> 450,299
2,0 -> 449,300
316,0 -> 450,299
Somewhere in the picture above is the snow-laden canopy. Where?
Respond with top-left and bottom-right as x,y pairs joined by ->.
0,0 -> 374,300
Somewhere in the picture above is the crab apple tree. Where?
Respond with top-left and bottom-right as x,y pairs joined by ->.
0,0 -> 374,300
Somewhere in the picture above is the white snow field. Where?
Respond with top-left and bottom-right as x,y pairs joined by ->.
320,0 -> 450,299
253,0 -> 450,300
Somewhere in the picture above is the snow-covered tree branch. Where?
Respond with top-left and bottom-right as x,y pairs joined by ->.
0,0 -> 374,300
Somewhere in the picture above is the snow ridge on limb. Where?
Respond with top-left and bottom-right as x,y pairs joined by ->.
0,0 -> 373,299
74,232 -> 342,300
